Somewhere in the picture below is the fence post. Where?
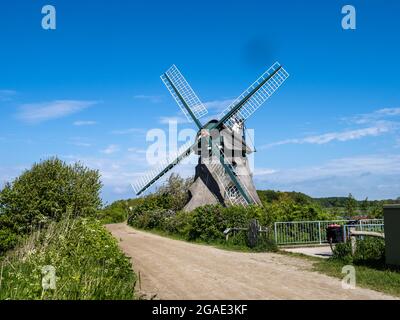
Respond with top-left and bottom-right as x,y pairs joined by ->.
318,221 -> 322,244
274,223 -> 277,244
350,227 -> 356,255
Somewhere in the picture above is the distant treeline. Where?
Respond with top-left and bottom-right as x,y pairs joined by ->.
257,190 -> 400,208
312,196 -> 400,208
257,189 -> 399,218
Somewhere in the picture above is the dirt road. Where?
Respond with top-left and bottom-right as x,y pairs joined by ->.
107,223 -> 396,300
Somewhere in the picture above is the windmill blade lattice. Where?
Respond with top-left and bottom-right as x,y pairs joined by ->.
161,65 -> 208,124
132,139 -> 196,195
219,62 -> 289,129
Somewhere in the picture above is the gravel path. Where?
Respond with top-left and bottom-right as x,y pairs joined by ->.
107,223 -> 396,300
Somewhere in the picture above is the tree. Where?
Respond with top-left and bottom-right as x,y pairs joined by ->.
360,197 -> 369,213
155,173 -> 193,211
0,157 -> 102,234
345,193 -> 357,217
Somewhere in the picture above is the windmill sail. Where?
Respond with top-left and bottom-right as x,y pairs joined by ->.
132,140 -> 196,195
161,65 -> 208,125
218,62 -> 289,129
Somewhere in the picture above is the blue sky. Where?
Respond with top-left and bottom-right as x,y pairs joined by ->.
1,0 -> 400,203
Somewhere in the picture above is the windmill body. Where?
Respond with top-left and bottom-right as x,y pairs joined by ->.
132,63 -> 289,210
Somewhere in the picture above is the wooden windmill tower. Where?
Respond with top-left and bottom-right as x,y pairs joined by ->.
132,62 -> 289,211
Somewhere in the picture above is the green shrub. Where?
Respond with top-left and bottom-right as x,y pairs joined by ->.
354,237 -> 385,262
0,217 -> 136,300
155,174 -> 192,211
127,203 -> 277,251
97,200 -> 129,224
186,205 -> 225,242
332,242 -> 353,263
332,237 -> 385,265
0,158 -> 102,225
0,228 -> 19,255
0,158 -> 102,254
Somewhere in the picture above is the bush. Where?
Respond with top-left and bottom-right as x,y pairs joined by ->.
354,237 -> 385,263
128,203 -> 277,251
0,157 -> 102,254
0,228 -> 19,254
155,174 -> 192,211
97,200 -> 129,224
332,237 -> 385,265
0,217 -> 136,300
263,194 -> 333,224
332,242 -> 353,263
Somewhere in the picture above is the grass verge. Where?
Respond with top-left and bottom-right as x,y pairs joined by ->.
0,217 -> 136,300
280,249 -> 400,297
313,258 -> 400,297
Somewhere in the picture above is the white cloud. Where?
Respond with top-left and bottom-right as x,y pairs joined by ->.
16,100 -> 97,123
345,107 -> 400,124
0,89 -> 17,101
73,120 -> 97,126
61,152 -> 149,201
111,128 -> 145,135
254,154 -> 400,199
158,99 -> 235,125
72,142 -> 91,147
134,94 -> 163,103
204,98 -> 235,112
127,147 -> 147,153
261,125 -> 391,149
159,116 -> 190,125
101,144 -> 120,154
68,137 -> 92,147
253,168 -> 277,175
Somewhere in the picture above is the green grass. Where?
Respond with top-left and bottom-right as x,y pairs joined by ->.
270,245 -> 400,297
0,217 -> 136,300
313,258 -> 400,297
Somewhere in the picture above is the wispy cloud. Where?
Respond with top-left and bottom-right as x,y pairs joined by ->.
70,141 -> 92,147
134,94 -> 163,103
16,100 -> 97,124
127,147 -> 147,153
204,98 -> 235,112
101,144 -> 120,154
159,116 -> 190,125
62,152 -> 149,198
73,120 -> 97,126
68,137 -> 92,147
344,107 -> 400,124
261,125 -> 392,149
0,89 -> 17,101
158,98 -> 234,125
254,154 -> 400,199
256,155 -> 400,182
111,128 -> 145,135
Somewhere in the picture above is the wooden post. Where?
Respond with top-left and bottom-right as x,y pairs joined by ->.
248,219 -> 259,248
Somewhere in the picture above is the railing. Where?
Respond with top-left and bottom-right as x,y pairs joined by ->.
343,223 -> 384,241
274,219 -> 384,246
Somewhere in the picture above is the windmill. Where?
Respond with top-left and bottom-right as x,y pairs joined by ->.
132,62 -> 289,211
